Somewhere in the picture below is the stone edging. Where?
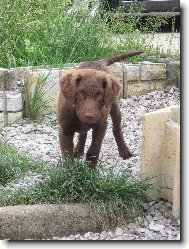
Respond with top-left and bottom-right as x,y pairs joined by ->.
0,203 -> 102,240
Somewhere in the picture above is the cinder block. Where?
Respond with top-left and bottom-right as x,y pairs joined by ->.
123,64 -> 140,81
140,62 -> 166,81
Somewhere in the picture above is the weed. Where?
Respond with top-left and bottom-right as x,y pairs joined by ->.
25,71 -> 52,120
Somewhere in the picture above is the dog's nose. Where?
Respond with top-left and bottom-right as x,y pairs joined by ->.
84,113 -> 95,120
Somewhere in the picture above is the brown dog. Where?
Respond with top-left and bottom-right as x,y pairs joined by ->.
58,51 -> 143,168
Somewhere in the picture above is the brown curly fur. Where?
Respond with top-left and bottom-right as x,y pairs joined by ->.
58,51 -> 143,168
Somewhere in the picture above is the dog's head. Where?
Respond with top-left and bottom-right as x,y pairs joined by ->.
60,69 -> 121,124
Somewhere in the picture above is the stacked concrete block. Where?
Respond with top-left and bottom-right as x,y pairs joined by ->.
140,105 -> 180,218
10,62 -> 168,114
0,91 -> 23,128
123,61 -> 166,97
146,56 -> 180,89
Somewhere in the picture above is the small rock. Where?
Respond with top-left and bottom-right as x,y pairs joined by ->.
176,234 -> 180,240
149,222 -> 165,232
138,228 -> 146,233
145,230 -> 156,240
115,227 -> 124,236
74,234 -> 81,239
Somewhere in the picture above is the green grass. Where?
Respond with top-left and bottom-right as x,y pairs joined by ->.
0,153 -> 155,226
25,72 -> 52,120
0,139 -> 47,185
0,0 -> 176,68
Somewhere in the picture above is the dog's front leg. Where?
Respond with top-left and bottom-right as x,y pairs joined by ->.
73,132 -> 87,157
59,128 -> 74,159
86,123 -> 107,169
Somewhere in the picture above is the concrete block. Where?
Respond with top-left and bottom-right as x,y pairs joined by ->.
0,112 -> 22,128
153,80 -> 165,91
162,121 -> 180,203
166,61 -> 180,87
6,91 -> 22,112
27,68 -> 75,113
126,82 -> 154,97
140,105 -> 180,218
140,108 -> 171,199
0,203 -> 102,240
0,68 -> 16,90
0,112 -> 4,128
7,112 -> 23,124
0,91 -> 4,111
109,63 -> 124,84
172,123 -> 180,218
140,62 -> 166,81
170,105 -> 180,123
123,64 -> 140,81
0,91 -> 22,112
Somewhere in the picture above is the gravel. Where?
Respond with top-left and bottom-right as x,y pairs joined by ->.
0,86 -> 180,240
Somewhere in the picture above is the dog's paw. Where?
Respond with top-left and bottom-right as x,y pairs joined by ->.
119,149 -> 133,160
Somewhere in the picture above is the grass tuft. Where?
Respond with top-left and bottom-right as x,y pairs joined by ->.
25,72 -> 52,120
0,139 -> 46,185
0,156 -> 154,226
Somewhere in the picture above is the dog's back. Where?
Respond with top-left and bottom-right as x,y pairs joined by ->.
78,51 -> 143,72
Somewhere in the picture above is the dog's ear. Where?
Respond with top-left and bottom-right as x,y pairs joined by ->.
60,71 -> 77,101
103,75 -> 121,108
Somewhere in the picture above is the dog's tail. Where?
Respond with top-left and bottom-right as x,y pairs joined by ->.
99,51 -> 143,66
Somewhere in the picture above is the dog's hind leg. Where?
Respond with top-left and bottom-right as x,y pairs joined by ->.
110,100 -> 133,159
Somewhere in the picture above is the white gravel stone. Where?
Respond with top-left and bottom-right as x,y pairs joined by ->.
149,223 -> 165,232
115,228 -> 124,236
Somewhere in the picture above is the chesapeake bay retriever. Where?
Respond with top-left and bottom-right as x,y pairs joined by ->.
58,51 -> 143,168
